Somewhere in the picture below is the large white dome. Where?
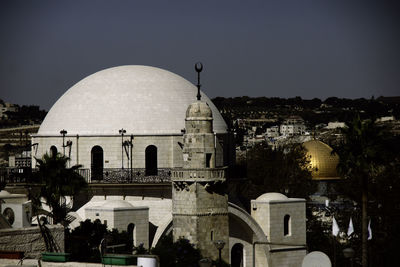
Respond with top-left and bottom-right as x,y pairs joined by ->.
38,65 -> 227,135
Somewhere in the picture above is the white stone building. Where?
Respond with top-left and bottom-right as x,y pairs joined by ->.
31,66 -> 234,182
280,117 -> 306,136
31,65 -> 307,266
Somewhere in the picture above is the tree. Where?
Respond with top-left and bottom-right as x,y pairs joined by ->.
151,234 -> 202,267
32,153 -> 87,225
239,142 -> 316,209
333,116 -> 400,266
66,219 -> 134,262
333,115 -> 384,267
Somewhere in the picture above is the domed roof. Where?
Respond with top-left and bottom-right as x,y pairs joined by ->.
256,192 -> 288,201
303,140 -> 340,180
38,66 -> 227,135
102,200 -> 134,209
186,101 -> 213,120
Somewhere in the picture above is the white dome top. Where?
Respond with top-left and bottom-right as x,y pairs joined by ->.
102,200 -> 134,209
38,65 -> 227,135
256,192 -> 288,201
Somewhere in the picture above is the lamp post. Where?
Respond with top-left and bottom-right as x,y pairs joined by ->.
119,129 -> 126,169
130,135 -> 133,181
214,240 -> 225,267
60,129 -> 67,156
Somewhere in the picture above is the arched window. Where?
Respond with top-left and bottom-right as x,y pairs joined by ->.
50,146 -> 58,158
127,223 -> 136,246
284,214 -> 291,236
91,146 -> 104,180
145,145 -> 157,176
231,243 -> 244,267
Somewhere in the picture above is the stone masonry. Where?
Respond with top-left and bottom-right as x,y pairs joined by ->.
0,225 -> 65,258
172,101 -> 229,262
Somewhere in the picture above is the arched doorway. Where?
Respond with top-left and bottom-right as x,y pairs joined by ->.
231,243 -> 244,267
145,145 -> 157,176
91,146 -> 103,180
127,223 -> 135,248
50,146 -> 58,158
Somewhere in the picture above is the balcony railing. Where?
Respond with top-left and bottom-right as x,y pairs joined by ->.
79,168 -> 172,184
0,167 -> 172,184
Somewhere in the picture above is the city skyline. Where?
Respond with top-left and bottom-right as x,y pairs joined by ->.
1,0 -> 399,110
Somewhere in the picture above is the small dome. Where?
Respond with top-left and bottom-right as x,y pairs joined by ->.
102,200 -> 134,209
303,140 -> 340,180
186,101 -> 213,121
0,190 -> 11,197
256,192 -> 288,201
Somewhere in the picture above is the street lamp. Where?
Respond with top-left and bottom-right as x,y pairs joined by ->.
214,240 -> 225,267
119,129 -> 126,169
60,129 -> 67,156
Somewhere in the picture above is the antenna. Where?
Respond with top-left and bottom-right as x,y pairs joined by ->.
195,62 -> 203,100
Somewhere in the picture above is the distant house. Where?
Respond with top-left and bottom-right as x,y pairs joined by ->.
376,116 -> 395,123
280,116 -> 306,136
325,122 -> 346,129
266,126 -> 279,138
0,102 -> 19,119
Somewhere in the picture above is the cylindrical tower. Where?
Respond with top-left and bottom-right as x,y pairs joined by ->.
172,100 -> 229,263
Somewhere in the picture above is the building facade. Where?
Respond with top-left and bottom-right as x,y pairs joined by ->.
30,65 -> 307,266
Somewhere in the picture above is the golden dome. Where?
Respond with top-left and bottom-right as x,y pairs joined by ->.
303,140 -> 340,180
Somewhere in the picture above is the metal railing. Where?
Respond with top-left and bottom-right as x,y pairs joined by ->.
78,168 -> 172,184
172,167 -> 226,180
0,167 -> 172,184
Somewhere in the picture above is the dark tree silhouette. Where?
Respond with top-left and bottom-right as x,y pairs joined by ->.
32,153 -> 87,226
333,115 -> 387,267
239,142 -> 316,207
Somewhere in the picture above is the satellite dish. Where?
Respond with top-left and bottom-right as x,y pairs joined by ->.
302,251 -> 331,267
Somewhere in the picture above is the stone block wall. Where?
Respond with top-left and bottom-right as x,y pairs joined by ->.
270,249 -> 306,267
251,199 -> 306,245
0,225 -> 65,258
32,134 -> 230,171
172,182 -> 229,263
268,201 -> 306,245
85,206 -> 149,248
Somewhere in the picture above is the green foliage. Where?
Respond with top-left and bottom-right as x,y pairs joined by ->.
151,234 -> 202,267
66,219 -> 133,262
32,153 -> 87,225
240,142 -> 316,207
332,115 -> 400,266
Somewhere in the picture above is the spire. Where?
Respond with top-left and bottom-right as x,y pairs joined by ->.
195,62 -> 203,101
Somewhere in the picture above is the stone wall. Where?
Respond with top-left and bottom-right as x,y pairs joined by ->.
172,182 -> 229,263
270,249 -> 306,267
32,134 -> 230,170
0,225 -> 64,258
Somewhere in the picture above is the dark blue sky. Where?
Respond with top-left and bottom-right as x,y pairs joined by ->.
1,0 -> 399,110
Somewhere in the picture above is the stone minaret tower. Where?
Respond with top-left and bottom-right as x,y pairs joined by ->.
171,64 -> 229,262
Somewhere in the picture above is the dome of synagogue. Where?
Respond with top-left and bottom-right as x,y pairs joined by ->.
256,192 -> 288,202
38,66 -> 227,135
186,101 -> 213,120
303,140 -> 340,180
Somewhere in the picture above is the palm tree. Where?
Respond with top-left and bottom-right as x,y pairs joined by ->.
32,152 -> 87,225
334,115 -> 383,267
